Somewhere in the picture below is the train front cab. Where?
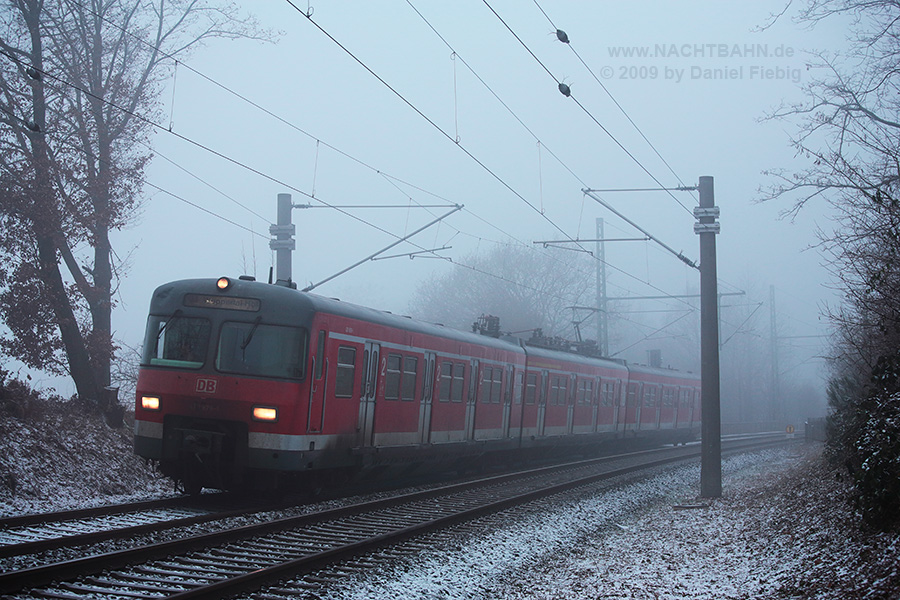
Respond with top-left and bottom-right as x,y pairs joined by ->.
134,278 -> 318,492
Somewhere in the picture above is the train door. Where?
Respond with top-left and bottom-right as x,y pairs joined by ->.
626,382 -> 641,431
418,352 -> 436,444
465,359 -> 479,441
358,341 -> 380,447
502,365 -> 514,438
566,374 -> 576,434
308,329 -> 328,433
612,379 -> 621,431
537,370 -> 549,437
655,386 -> 663,429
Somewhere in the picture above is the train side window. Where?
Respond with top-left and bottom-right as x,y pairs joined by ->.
525,373 -> 537,405
490,367 -> 502,403
581,379 -> 593,405
643,386 -> 658,408
549,376 -> 560,406
515,371 -> 524,405
626,383 -> 639,407
480,367 -> 492,404
401,356 -> 418,401
450,363 -> 465,402
602,381 -> 614,406
335,346 -> 356,398
663,387 -> 674,407
439,362 -> 452,402
315,330 -> 326,380
385,354 -> 402,400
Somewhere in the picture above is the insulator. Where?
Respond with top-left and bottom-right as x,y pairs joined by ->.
558,82 -> 571,97
556,29 -> 569,44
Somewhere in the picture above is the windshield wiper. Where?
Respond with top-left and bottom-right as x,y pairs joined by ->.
156,309 -> 183,341
241,316 -> 263,351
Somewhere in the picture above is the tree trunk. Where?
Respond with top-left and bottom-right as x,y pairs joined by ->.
22,0 -> 101,403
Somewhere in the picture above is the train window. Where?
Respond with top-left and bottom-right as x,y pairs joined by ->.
335,347 -> 356,398
439,362 -> 452,402
362,350 -> 369,395
451,363 -> 465,403
315,331 -> 326,379
548,376 -> 560,406
216,321 -> 307,379
143,315 -> 211,369
401,357 -> 418,402
626,383 -> 639,407
515,371 -> 524,404
602,381 -> 615,406
385,354 -> 402,400
490,367 -> 502,403
643,386 -> 658,408
479,367 -> 491,404
480,366 -> 502,404
525,372 -> 537,405
578,379 -> 593,405
663,387 -> 675,407
560,377 -> 569,405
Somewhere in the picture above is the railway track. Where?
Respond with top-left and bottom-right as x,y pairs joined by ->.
0,435 -> 792,600
0,491 -> 311,560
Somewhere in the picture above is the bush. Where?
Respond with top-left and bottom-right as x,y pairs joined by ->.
827,375 -> 900,530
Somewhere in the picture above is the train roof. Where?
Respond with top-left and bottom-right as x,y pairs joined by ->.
151,277 -> 523,354
524,343 -> 629,373
150,278 -> 699,383
627,362 -> 701,382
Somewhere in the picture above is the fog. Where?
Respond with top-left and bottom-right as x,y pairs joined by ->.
25,2 -> 845,418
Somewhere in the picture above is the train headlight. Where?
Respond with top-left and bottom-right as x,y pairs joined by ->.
141,396 -> 161,411
252,405 -> 278,422
216,277 -> 231,291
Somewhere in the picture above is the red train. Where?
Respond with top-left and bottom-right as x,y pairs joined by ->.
134,277 -> 701,493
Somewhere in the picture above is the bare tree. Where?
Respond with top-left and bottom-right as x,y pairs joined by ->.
0,1 -> 266,415
764,0 -> 900,528
408,243 -> 595,339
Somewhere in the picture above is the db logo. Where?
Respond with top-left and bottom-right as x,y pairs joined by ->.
196,378 -> 218,394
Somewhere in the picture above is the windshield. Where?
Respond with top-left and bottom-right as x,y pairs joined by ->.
142,315 -> 211,369
216,321 -> 307,379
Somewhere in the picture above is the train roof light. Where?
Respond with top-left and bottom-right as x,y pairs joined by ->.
216,277 -> 231,291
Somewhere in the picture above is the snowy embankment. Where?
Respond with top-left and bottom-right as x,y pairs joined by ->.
325,446 -> 900,600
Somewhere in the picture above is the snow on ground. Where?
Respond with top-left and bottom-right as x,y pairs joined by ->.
0,398 -> 172,517
325,447 -> 900,600
0,398 -> 897,599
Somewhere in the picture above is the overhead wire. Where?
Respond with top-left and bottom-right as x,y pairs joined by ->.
481,0 -> 695,217
393,1 -> 703,309
0,46 -> 460,257
8,3 -> 724,341
531,0 -> 698,201
68,0 -> 696,313
66,0 -> 604,290
285,0 -> 588,253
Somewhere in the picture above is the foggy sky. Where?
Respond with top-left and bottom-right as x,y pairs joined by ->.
33,1 -> 844,395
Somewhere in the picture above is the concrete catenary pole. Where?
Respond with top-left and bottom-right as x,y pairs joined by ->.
596,218 -> 609,356
269,193 -> 296,288
695,176 -> 721,498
